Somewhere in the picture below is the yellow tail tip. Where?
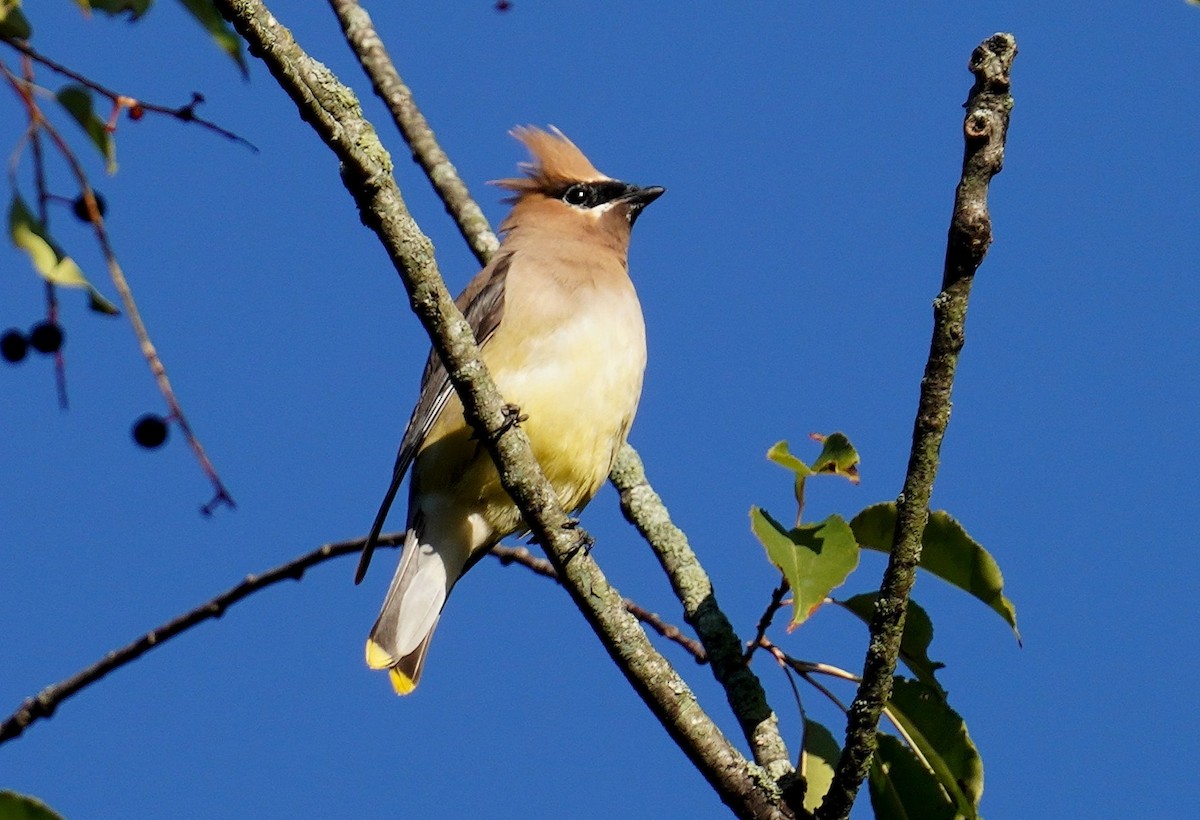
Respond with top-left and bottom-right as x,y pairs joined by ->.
365,639 -> 393,669
388,668 -> 417,696
365,640 -> 417,695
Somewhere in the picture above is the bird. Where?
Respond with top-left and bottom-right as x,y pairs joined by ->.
357,126 -> 664,695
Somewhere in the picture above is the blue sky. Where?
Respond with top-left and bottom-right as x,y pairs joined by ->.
3,2 -> 1198,817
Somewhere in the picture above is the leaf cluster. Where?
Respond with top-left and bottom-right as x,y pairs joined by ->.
750,434 -> 1019,818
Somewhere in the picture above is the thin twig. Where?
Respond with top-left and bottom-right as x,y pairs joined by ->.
815,33 -> 1017,820
2,65 -> 236,514
745,580 -> 790,662
0,35 -> 257,150
490,546 -> 707,662
0,533 -> 405,745
20,53 -> 69,410
0,534 -> 706,744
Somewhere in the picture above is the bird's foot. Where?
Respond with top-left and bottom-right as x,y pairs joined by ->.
562,524 -> 594,563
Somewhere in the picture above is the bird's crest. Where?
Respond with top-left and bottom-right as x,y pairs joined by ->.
493,126 -> 610,197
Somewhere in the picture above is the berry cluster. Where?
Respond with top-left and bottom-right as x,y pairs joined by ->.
2,321 -> 64,362
4,320 -> 171,450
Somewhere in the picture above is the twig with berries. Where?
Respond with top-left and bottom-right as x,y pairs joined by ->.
0,35 -> 257,151
1,58 -> 235,514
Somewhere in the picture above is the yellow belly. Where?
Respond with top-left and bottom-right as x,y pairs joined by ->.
410,290 -> 646,551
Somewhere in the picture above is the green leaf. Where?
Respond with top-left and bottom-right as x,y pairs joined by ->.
801,720 -> 840,814
868,734 -> 957,820
809,432 -> 861,484
56,86 -> 118,174
175,0 -> 248,77
767,439 -> 814,478
88,0 -> 155,19
851,502 -> 1020,642
886,677 -> 984,818
87,288 -> 121,315
9,194 -> 120,315
0,0 -> 32,38
767,440 -> 813,515
751,508 -> 859,629
0,791 -> 65,820
839,593 -> 946,693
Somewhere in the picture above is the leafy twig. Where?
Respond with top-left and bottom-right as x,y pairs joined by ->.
815,33 -> 1017,820
0,35 -> 257,150
745,580 -> 791,662
20,53 -> 69,409
2,64 -> 236,514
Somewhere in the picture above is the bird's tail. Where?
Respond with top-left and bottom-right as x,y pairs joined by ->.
365,530 -> 451,695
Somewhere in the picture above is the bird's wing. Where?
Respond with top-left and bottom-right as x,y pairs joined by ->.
355,252 -> 513,584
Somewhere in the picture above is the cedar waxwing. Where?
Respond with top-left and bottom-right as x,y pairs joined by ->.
357,126 -> 664,694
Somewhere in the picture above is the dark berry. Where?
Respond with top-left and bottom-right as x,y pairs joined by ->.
28,321 -> 64,354
1,329 -> 28,363
132,414 -> 169,449
128,103 -> 145,121
495,0 -> 511,10
71,192 -> 107,223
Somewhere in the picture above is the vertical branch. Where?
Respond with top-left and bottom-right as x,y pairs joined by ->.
816,33 -> 1016,820
20,54 -> 68,409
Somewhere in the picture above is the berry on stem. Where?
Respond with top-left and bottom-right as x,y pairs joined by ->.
132,414 -> 170,449
1,329 -> 28,363
71,192 -> 107,223
29,321 -> 64,354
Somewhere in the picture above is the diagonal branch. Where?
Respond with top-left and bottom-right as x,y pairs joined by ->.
327,0 -> 498,267
0,534 -> 402,744
0,535 -> 703,745
0,35 -> 257,150
816,32 -> 1017,820
490,546 -> 707,662
211,2 -> 791,817
326,1 -> 798,804
610,445 -> 800,795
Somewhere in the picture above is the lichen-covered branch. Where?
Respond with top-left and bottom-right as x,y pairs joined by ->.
326,0 -> 498,267
211,1 -> 790,815
816,33 -> 1017,820
326,3 -> 798,807
610,446 -> 801,802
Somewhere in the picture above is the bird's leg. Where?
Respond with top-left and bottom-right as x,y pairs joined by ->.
561,522 -> 594,563
497,402 -> 529,436
471,403 -> 529,443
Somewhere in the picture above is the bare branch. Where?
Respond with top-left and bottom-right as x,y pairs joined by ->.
0,534 -> 404,745
816,33 -> 1017,820
490,545 -> 708,662
210,2 -> 791,816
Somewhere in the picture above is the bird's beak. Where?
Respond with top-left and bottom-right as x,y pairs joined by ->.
619,185 -> 665,224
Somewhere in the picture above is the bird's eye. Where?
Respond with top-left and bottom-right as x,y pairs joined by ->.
563,185 -> 590,206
